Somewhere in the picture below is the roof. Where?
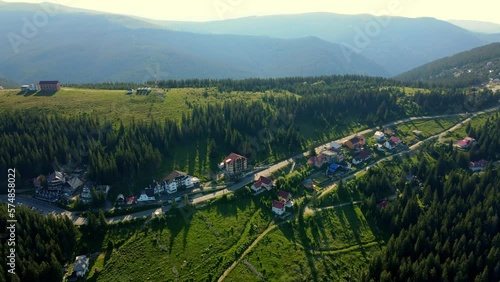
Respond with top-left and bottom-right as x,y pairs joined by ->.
322,150 -> 337,156
117,194 -> 125,200
374,131 -> 384,137
142,189 -> 155,197
355,150 -> 373,161
48,171 -> 64,181
272,200 -> 285,209
469,159 -> 487,168
348,136 -> 361,144
39,80 -> 60,84
163,170 -> 188,184
223,152 -> 247,164
328,163 -> 340,173
390,136 -> 401,143
126,196 -> 137,204
331,141 -> 342,149
256,176 -> 273,185
66,177 -> 83,189
73,255 -> 89,272
278,190 -> 291,199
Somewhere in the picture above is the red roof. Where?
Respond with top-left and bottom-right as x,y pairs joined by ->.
278,190 -> 291,199
356,150 -> 373,160
126,196 -> 137,204
390,136 -> 401,144
39,81 -> 60,85
272,200 -> 285,209
253,180 -> 262,188
223,152 -> 247,164
163,170 -> 187,184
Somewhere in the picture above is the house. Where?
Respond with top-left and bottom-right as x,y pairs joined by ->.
21,85 -> 30,92
29,83 -> 39,91
322,150 -> 344,163
327,163 -> 340,174
455,137 -> 476,149
116,194 -> 125,205
352,150 -> 373,165
383,128 -> 394,136
278,190 -> 293,207
251,176 -> 274,192
39,80 -> 61,91
65,177 -> 83,193
163,170 -> 194,194
150,181 -> 164,194
47,171 -> 65,191
272,200 -> 286,215
374,131 -> 385,141
469,160 -> 487,172
126,88 -> 133,94
330,141 -> 343,151
73,255 -> 89,277
313,153 -> 327,168
95,185 -> 110,195
137,189 -> 156,202
220,153 -> 248,175
344,135 -> 365,150
126,196 -> 137,205
384,136 -> 402,150
303,178 -> 314,189
33,175 -> 42,188
80,187 -> 91,201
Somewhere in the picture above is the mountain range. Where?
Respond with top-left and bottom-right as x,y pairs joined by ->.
0,1 -> 498,84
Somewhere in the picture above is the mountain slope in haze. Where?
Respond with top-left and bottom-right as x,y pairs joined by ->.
158,13 -> 498,75
0,3 -> 387,83
0,76 -> 19,88
448,19 -> 500,34
394,43 -> 500,86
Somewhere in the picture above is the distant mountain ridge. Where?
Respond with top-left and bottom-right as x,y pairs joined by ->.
0,76 -> 18,88
158,13 -> 499,75
394,43 -> 500,87
448,20 -> 500,34
0,3 -> 387,83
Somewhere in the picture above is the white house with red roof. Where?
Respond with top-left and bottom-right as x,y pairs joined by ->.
469,159 -> 487,172
251,176 -> 274,192
272,200 -> 286,215
220,153 -> 248,175
384,136 -> 402,150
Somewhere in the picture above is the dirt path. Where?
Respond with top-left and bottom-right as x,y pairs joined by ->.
217,219 -> 291,282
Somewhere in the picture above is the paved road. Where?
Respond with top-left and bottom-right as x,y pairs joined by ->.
3,105 -> 497,225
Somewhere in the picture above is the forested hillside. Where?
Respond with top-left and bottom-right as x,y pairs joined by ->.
357,113 -> 500,281
2,76 -> 498,187
395,43 -> 500,87
0,205 -> 78,282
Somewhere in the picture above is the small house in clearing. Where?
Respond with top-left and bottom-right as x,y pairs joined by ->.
251,176 -> 274,192
39,80 -> 61,91
137,189 -> 156,202
272,200 -> 286,215
374,131 -> 385,141
72,255 -> 89,277
455,137 -> 476,149
469,160 -> 487,172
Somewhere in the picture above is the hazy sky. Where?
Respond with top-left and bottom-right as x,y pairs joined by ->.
4,0 -> 500,24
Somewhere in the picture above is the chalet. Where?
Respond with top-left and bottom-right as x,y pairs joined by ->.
272,200 -> 286,215
313,153 -> 327,168
220,153 -> 248,175
327,163 -> 340,174
278,190 -> 293,207
39,80 -> 61,91
251,176 -> 274,192
352,150 -> 373,165
65,177 -> 83,193
116,194 -> 125,205
163,170 -> 194,194
374,131 -> 385,141
384,136 -> 402,150
469,160 -> 487,172
322,150 -> 344,163
455,137 -> 476,149
344,135 -> 365,150
137,189 -> 156,202
330,141 -> 342,151
47,171 -> 65,191
73,255 -> 89,277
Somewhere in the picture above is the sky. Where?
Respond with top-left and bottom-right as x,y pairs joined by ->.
3,0 -> 500,24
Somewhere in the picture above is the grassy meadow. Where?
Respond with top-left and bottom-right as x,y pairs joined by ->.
393,116 -> 464,145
